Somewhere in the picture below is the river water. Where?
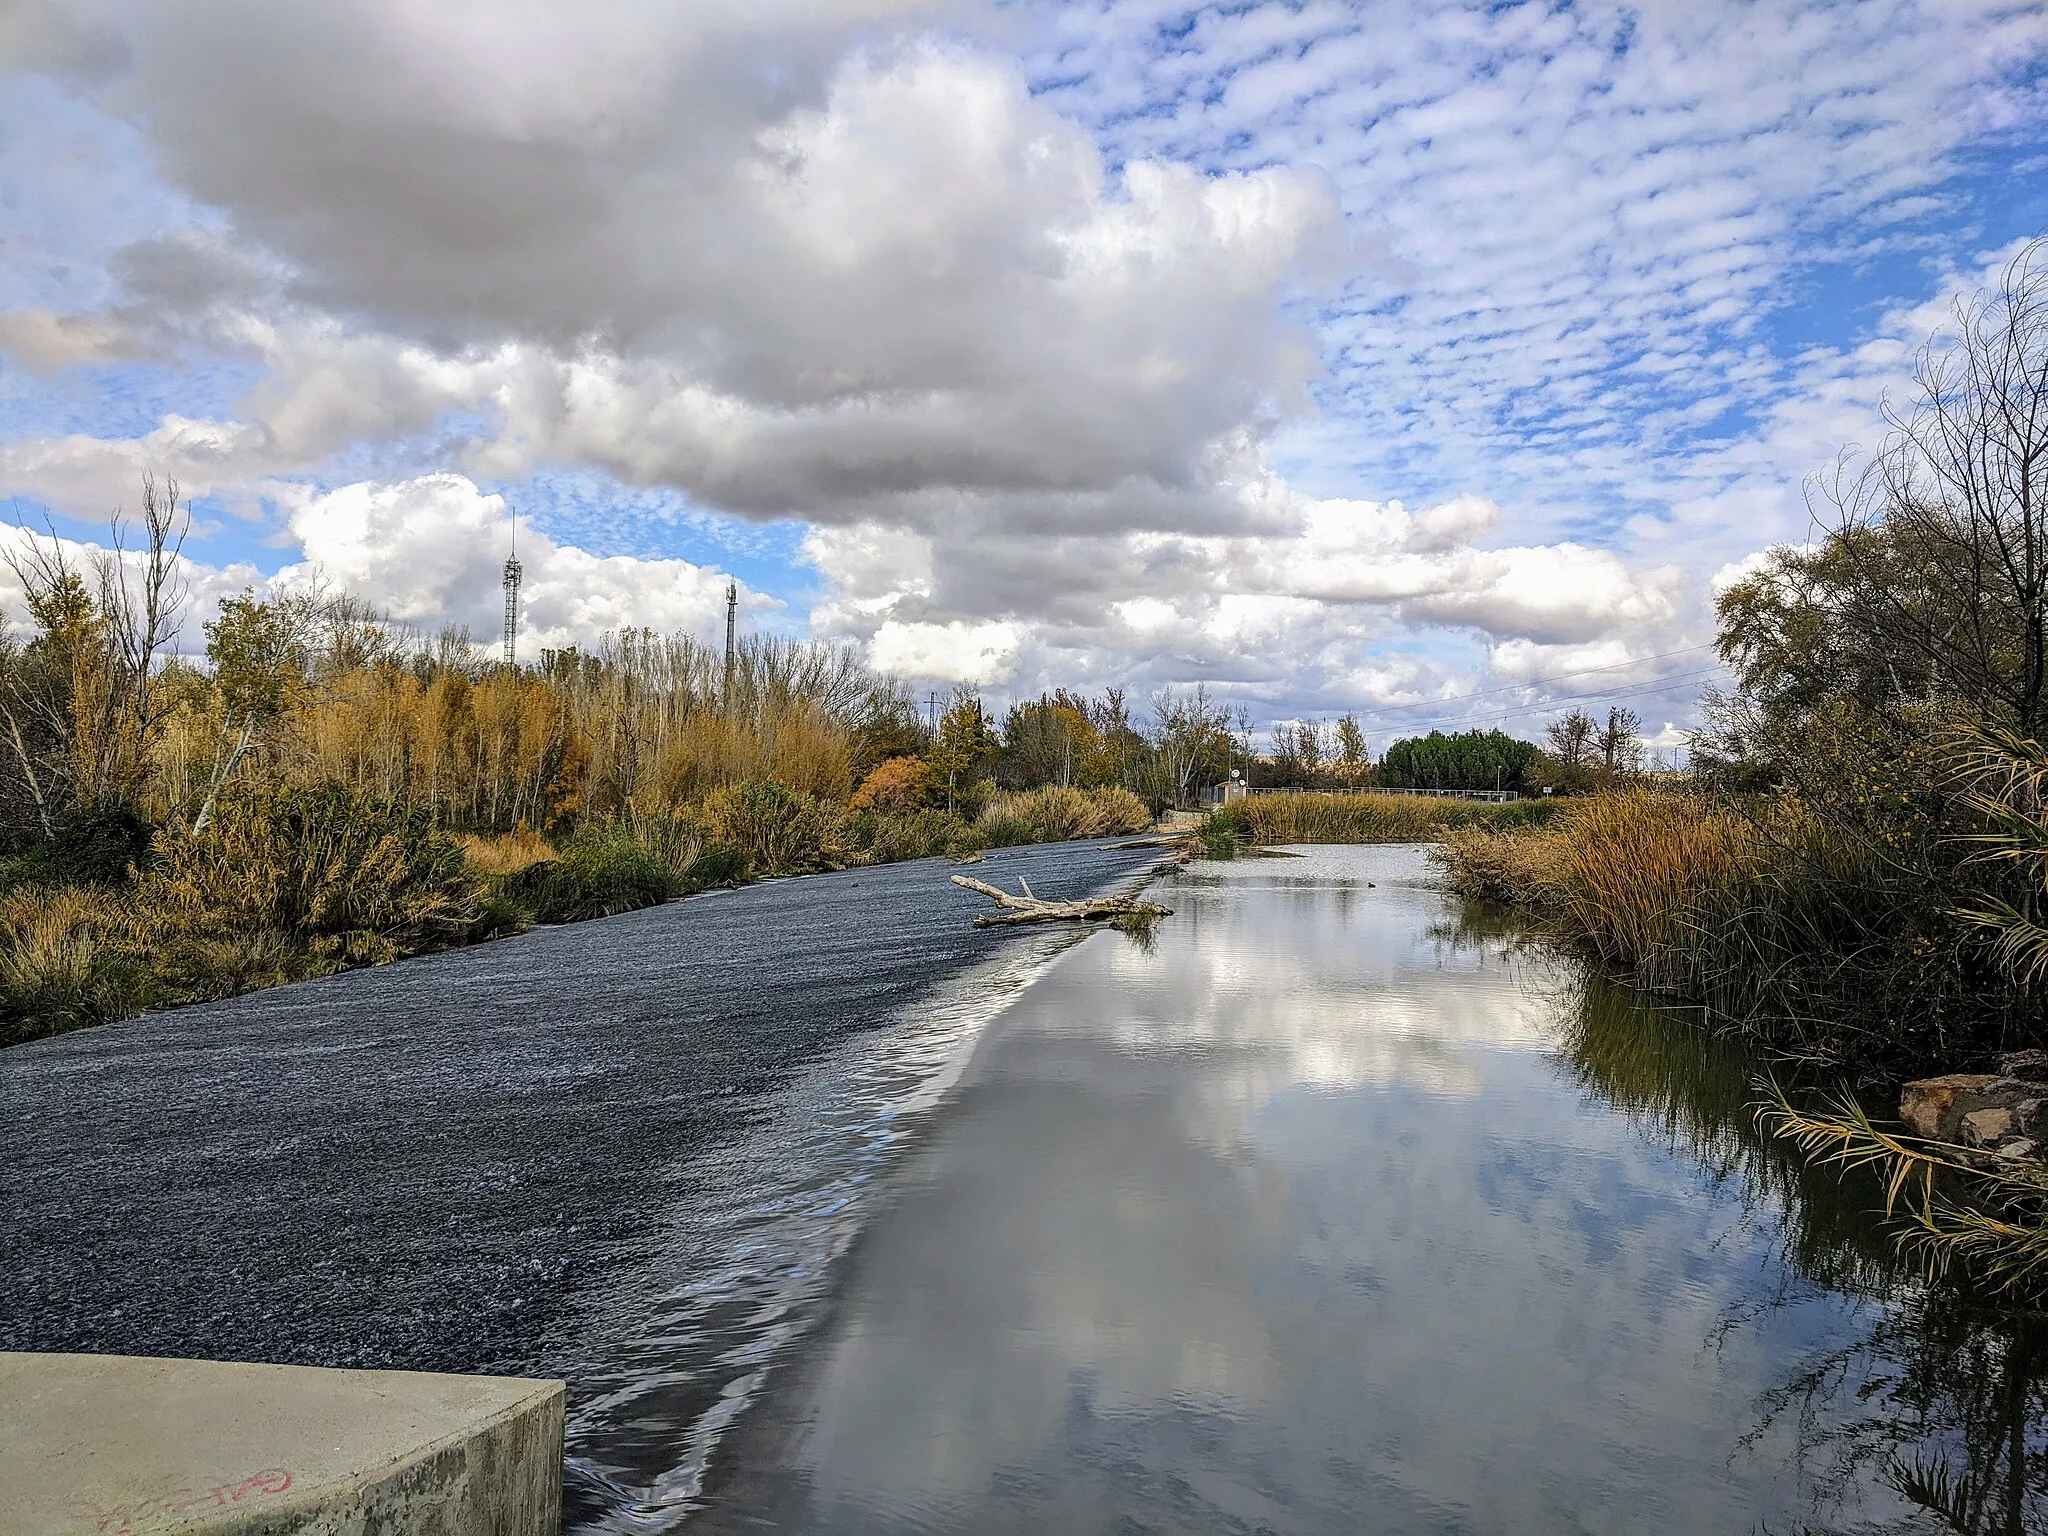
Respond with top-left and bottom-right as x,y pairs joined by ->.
669,845 -> 2048,1535
8,838 -> 2045,1531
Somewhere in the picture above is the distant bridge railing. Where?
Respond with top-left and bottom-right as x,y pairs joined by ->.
1206,784 -> 1520,805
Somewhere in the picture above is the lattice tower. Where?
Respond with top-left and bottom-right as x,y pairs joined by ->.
502,555 -> 523,667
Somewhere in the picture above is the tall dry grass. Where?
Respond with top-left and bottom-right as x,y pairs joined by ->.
0,886 -> 137,1042
1439,790 -> 1770,995
978,784 -> 1151,842
149,632 -> 873,835
1437,788 -> 2005,1072
1207,791 -> 1551,849
457,826 -> 557,878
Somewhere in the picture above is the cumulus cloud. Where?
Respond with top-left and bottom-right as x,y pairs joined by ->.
26,12 -> 1336,531
867,618 -> 1022,685
0,472 -> 757,658
271,475 -> 757,653
0,0 -> 2042,732
0,416 -> 278,519
801,486 -> 1689,719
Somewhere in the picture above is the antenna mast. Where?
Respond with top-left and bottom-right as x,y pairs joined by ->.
502,552 -> 523,667
723,578 -> 737,704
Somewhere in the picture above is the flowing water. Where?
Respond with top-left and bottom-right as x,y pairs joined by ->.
647,845 -> 2048,1534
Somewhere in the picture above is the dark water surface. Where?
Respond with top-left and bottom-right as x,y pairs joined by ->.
695,846 -> 2048,1535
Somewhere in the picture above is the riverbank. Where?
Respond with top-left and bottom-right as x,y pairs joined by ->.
1192,788 -> 1558,857
0,781 -> 1152,1050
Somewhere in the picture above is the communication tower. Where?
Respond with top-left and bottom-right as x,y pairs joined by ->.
502,553 -> 523,667
723,578 -> 737,703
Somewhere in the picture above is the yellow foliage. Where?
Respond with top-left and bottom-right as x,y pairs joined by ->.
851,756 -> 935,816
457,827 -> 557,878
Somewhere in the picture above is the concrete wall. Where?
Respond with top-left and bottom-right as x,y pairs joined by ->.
2,1352 -> 565,1536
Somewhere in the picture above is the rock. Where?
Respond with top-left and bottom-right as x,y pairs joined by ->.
1962,1107 -> 2016,1147
2000,1050 -> 2048,1079
2000,1138 -> 2039,1160
1900,1073 -> 2048,1142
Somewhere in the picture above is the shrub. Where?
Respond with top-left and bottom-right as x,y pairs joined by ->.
1434,788 -> 2008,1076
975,813 -> 1050,850
507,822 -> 678,924
140,784 -> 484,968
146,927 -> 335,1006
850,755 -> 936,816
684,843 -> 749,888
838,807 -> 977,863
0,887 -> 141,1044
0,805 -> 158,891
707,780 -> 834,876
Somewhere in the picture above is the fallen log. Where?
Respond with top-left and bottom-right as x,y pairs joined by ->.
950,874 -> 1172,928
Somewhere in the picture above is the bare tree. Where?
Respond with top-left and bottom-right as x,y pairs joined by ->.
0,477 -> 191,821
1547,709 -> 1597,773
1822,239 -> 2048,735
1599,706 -> 1643,775
1294,718 -> 1326,783
1148,684 -> 1231,806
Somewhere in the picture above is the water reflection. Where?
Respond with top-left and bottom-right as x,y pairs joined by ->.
693,846 -> 2048,1534
1555,973 -> 2048,1534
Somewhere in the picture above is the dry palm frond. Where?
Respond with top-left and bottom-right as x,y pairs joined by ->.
1946,722 -> 2048,980
1756,1080 -> 2048,1289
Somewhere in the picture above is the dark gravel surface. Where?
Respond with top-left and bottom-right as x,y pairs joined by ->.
0,841 -> 1163,1378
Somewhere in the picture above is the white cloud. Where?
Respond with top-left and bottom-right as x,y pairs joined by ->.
0,416 -> 279,520
272,474 -> 755,653
867,617 -> 1021,686
0,0 -> 2042,732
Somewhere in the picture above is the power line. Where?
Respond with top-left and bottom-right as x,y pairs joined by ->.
1362,641 -> 1719,718
1379,666 -> 1726,737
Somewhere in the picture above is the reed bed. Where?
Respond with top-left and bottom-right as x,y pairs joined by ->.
1202,791 -> 1555,852
978,784 -> 1151,843
1437,788 -> 2011,1075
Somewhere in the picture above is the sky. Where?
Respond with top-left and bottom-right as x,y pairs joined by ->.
1,0 -> 2045,751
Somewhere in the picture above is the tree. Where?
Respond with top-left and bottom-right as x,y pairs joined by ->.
1380,728 -> 1539,792
927,689 -> 1000,813
1334,714 -> 1369,789
1599,707 -> 1643,776
1147,684 -> 1231,807
1813,238 -> 2048,737
849,754 -> 935,816
1294,719 -> 1327,784
194,590 -> 314,833
0,477 -> 189,831
1000,691 -> 1102,788
1545,709 -> 1599,791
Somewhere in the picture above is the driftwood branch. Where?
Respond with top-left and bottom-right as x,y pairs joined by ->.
950,874 -> 1171,928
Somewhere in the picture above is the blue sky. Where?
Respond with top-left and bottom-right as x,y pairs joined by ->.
2,0 -> 2045,746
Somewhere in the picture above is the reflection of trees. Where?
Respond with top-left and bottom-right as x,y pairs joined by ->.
1557,971 -> 2048,1534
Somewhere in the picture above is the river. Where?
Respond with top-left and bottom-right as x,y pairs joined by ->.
689,845 -> 2048,1534
6,841 -> 2046,1531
